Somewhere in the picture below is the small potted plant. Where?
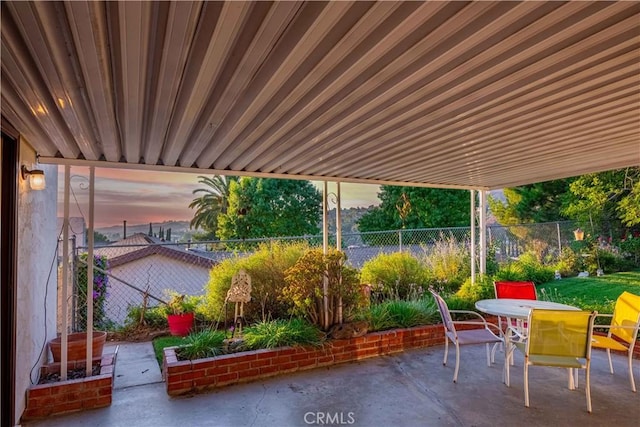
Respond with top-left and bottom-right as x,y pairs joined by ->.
165,292 -> 197,336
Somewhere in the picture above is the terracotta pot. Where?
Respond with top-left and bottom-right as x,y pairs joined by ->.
49,331 -> 107,362
168,313 -> 194,336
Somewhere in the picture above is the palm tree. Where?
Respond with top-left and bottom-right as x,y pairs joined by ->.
189,175 -> 237,237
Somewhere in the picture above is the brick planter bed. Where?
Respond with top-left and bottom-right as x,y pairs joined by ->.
163,319 -> 640,397
21,347 -> 119,422
163,324 -> 455,396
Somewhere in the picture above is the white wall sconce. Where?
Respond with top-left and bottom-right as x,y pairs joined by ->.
21,165 -> 46,190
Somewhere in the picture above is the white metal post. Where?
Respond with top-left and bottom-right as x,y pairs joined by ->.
322,181 -> 328,255
86,167 -> 95,375
479,190 -> 487,275
470,190 -> 476,285
336,182 -> 341,251
61,165 -> 70,380
322,181 -> 329,330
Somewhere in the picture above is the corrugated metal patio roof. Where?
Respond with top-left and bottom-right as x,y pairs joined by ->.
2,1 -> 639,189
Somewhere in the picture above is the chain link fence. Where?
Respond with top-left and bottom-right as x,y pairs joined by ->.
60,221 -> 577,330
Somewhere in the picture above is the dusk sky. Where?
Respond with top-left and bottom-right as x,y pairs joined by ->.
56,166 -> 381,228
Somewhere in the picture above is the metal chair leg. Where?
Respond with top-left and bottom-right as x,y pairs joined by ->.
443,337 -> 449,365
453,342 -> 461,383
524,364 -> 530,407
628,350 -> 637,392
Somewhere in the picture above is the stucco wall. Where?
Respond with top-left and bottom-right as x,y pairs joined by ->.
15,142 -> 58,423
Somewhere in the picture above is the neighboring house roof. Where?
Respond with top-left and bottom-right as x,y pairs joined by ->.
94,233 -> 215,269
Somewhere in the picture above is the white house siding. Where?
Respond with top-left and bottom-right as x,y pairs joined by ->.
15,141 -> 58,422
105,253 -> 211,325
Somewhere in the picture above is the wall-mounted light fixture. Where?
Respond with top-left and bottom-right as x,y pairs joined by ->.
21,165 -> 46,190
573,228 -> 584,241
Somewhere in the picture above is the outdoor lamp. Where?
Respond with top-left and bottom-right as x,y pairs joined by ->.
574,228 -> 584,241
21,165 -> 46,190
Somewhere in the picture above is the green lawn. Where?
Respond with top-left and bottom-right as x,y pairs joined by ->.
537,270 -> 640,314
152,335 -> 186,367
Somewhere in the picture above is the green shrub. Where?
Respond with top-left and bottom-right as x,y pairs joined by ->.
242,318 -> 325,350
619,236 -> 640,265
360,252 -> 430,300
202,241 -> 310,323
422,235 -> 469,291
494,251 -> 555,284
455,275 -> 494,302
555,247 -> 580,277
584,246 -> 633,274
364,299 -> 438,331
442,294 -> 477,313
363,303 -> 393,332
163,291 -> 202,315
176,329 -> 226,360
124,304 -> 168,329
282,249 -> 361,330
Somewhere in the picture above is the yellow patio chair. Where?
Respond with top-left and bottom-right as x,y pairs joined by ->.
429,290 -> 503,383
505,309 -> 597,413
591,291 -> 640,392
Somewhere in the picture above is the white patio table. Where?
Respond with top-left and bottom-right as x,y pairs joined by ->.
475,299 -> 580,320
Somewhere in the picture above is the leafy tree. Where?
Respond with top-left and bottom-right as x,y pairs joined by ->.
93,231 -> 110,244
189,175 -> 237,240
618,180 -> 640,227
358,186 -> 470,231
562,167 -> 640,236
217,177 -> 321,241
488,179 -> 573,225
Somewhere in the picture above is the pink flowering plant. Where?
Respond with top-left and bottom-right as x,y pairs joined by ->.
76,254 -> 110,330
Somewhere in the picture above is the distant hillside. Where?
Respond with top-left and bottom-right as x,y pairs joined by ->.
97,220 -> 196,243
97,207 -> 376,244
322,206 -> 374,234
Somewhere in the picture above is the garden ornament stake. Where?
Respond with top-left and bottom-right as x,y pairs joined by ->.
227,270 -> 252,336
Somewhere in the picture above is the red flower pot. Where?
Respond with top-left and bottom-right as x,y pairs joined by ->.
168,313 -> 194,336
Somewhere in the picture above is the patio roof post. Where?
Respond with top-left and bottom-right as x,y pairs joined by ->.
322,182 -> 328,255
60,165 -> 70,381
470,190 -> 476,285
479,190 -> 487,275
336,182 -> 341,251
322,181 -> 329,330
85,167 -> 95,376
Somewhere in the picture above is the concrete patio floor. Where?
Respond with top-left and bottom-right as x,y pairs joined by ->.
23,343 -> 639,427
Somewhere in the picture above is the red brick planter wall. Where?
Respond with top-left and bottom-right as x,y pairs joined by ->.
163,324 -> 448,396
21,349 -> 118,422
163,320 -> 640,397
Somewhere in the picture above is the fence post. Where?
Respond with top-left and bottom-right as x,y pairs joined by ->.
556,222 -> 562,254
398,230 -> 403,252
